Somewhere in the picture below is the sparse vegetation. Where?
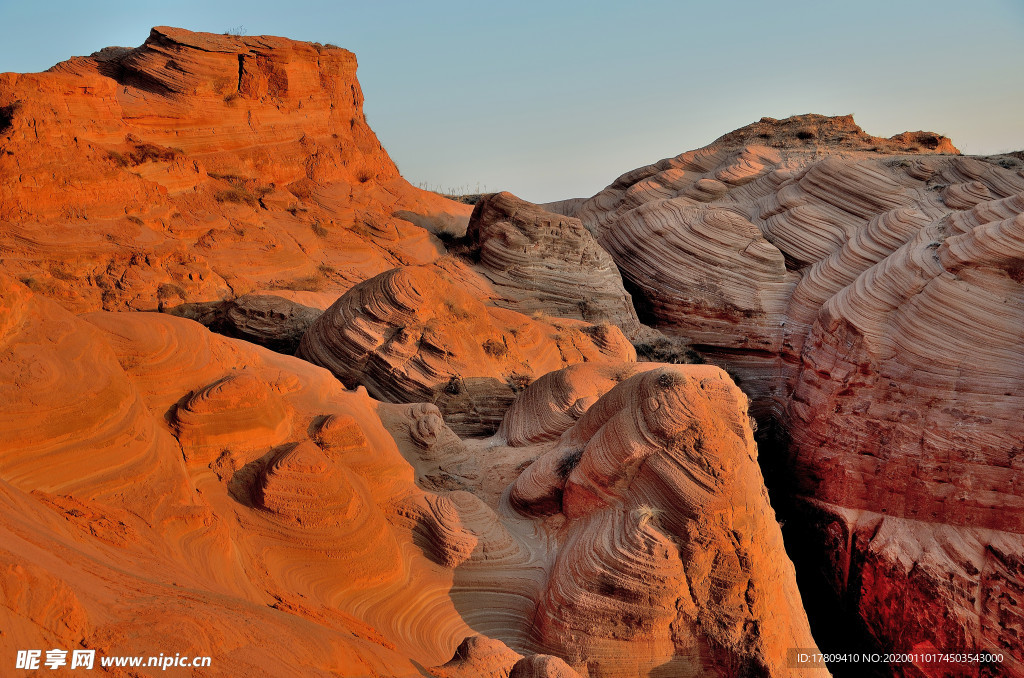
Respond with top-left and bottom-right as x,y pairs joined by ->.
107,141 -> 182,168
505,373 -> 531,393
311,221 -> 328,238
215,187 -> 257,206
482,338 -> 507,358
19,276 -> 47,293
210,173 -> 273,208
157,282 -> 188,302
444,299 -> 472,320
633,335 -> 705,365
444,376 -> 463,395
416,181 -> 489,205
270,276 -> 324,292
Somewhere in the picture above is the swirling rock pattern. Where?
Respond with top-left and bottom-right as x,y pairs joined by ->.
507,365 -> 823,677
465,191 -> 642,338
297,264 -> 636,435
0,26 -> 470,313
168,293 -> 324,353
497,363 -> 660,447
0,274 -> 483,676
0,263 -> 825,677
569,113 -> 1024,670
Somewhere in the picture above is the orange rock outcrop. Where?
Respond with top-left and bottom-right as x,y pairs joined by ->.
0,26 -> 470,313
0,271 -> 822,676
296,264 -> 636,435
11,21 -> 1021,678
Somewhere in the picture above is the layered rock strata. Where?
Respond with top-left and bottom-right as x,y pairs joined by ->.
565,113 -> 1024,671
296,264 -> 636,435
0,272 -> 823,677
464,191 -> 643,338
0,26 -> 471,313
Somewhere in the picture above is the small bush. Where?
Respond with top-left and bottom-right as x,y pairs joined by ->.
215,187 -> 258,207
0,101 -> 21,132
157,282 -> 188,301
211,173 -> 272,209
107,150 -> 130,167
131,143 -> 180,164
482,338 -> 507,358
311,221 -> 328,238
634,335 -> 705,364
271,276 -> 324,292
505,373 -> 531,393
107,142 -> 181,168
444,299 -> 472,320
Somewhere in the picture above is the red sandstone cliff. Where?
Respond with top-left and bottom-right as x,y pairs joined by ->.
0,26 -> 470,314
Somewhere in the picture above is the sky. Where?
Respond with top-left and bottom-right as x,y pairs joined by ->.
1,0 -> 1021,203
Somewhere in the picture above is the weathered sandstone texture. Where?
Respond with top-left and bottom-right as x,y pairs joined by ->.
566,113 -> 1024,674
0,271 -> 821,676
167,292 -> 323,353
504,365 -> 823,677
296,264 -> 636,435
464,191 -> 643,339
0,26 -> 471,313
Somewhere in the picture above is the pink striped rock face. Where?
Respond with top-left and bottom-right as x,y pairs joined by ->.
567,114 -> 1024,673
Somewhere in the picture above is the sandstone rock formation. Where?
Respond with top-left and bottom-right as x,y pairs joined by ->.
9,21 -> 1019,678
168,293 -> 324,353
296,264 -> 636,435
0,272 -> 471,675
464,191 -> 643,338
0,271 -> 822,677
0,26 -> 471,313
566,113 -> 1024,673
500,364 -> 824,677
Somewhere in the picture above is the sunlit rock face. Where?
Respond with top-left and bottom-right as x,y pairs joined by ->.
506,365 -> 823,677
568,113 -> 1024,672
3,19 -> 1022,677
296,264 -> 636,436
0,271 -> 823,677
0,26 -> 471,313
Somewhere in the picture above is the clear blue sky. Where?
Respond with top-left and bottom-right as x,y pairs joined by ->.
1,0 -> 1022,202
